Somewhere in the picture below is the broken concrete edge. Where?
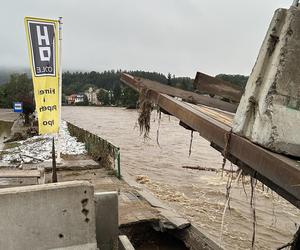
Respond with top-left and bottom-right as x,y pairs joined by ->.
122,171 -> 223,250
118,235 -> 135,250
121,171 -> 190,230
170,225 -> 223,250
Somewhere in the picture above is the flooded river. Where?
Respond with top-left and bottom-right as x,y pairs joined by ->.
63,106 -> 298,249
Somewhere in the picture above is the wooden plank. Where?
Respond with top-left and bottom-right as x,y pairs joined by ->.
121,74 -> 237,113
120,73 -> 300,208
185,103 -> 234,127
194,72 -> 243,102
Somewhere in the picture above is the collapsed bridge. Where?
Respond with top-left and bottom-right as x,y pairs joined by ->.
120,73 -> 300,209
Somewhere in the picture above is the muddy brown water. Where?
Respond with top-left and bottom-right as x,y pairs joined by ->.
63,106 -> 298,249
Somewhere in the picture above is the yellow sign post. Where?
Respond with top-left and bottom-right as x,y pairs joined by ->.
24,17 -> 60,135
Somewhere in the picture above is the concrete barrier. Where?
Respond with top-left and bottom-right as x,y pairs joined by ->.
95,191 -> 119,250
233,6 -> 300,156
0,181 -> 97,250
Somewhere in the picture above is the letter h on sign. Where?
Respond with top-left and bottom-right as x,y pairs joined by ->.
27,20 -> 56,77
36,26 -> 51,61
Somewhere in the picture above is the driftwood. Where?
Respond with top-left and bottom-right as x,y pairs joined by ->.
182,165 -> 237,173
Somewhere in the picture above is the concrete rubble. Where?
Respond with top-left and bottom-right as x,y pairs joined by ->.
233,6 -> 300,157
1,121 -> 86,163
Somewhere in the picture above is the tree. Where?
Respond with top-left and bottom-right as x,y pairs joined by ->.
97,89 -> 110,105
0,74 -> 34,124
215,74 -> 248,89
82,95 -> 89,106
167,73 -> 172,85
112,83 -> 121,105
121,86 -> 139,108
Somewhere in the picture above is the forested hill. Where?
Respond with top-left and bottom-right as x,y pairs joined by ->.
62,70 -> 248,96
0,69 -> 248,108
215,74 -> 248,89
62,70 -> 195,95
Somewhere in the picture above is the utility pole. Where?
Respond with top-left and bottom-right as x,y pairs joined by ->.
52,137 -> 57,183
56,17 -> 63,163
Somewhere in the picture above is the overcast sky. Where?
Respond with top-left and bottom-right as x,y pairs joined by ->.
0,0 -> 293,77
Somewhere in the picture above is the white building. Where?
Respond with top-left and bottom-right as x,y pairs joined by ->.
85,87 -> 100,105
74,94 -> 85,103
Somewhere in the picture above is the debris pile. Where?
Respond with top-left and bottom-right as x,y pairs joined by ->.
1,121 -> 86,164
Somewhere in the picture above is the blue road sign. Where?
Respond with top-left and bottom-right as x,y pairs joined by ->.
13,102 -> 23,113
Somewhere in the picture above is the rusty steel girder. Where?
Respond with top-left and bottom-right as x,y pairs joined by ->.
194,71 -> 243,103
120,73 -> 300,208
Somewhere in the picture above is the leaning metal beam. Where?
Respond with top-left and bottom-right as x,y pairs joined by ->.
120,73 -> 300,208
122,75 -> 238,113
194,71 -> 243,102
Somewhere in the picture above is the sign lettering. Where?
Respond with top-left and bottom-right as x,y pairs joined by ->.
27,21 -> 56,77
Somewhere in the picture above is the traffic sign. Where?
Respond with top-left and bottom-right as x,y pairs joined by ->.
13,102 -> 23,113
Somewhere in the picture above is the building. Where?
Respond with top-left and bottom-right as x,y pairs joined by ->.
67,94 -> 85,105
85,87 -> 100,105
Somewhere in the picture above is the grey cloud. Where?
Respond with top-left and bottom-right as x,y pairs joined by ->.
0,0 -> 292,77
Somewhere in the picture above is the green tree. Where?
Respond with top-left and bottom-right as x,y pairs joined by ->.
0,73 -> 33,108
97,89 -> 110,105
82,95 -> 89,106
215,74 -> 248,89
0,74 -> 34,124
167,73 -> 172,85
121,86 -> 139,108
112,84 -> 122,105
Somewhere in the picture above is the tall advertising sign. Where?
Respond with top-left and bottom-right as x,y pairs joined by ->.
24,17 -> 60,134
